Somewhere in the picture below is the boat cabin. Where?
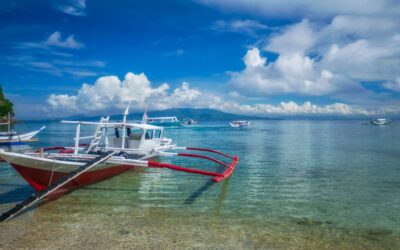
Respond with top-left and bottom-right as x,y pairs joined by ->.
62,119 -> 169,156
105,123 -> 165,153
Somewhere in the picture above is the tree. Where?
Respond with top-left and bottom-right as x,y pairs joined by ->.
0,85 -> 14,121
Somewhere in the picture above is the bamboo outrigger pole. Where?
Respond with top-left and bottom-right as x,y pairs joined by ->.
0,151 -> 116,223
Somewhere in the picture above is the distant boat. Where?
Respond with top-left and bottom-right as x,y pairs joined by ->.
146,116 -> 181,127
0,113 -> 45,145
370,118 -> 391,125
229,120 -> 251,128
183,119 -> 198,125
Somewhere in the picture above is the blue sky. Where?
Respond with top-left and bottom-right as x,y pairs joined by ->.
1,0 -> 400,119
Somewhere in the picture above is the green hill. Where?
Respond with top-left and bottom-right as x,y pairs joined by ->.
139,108 -> 270,121
58,108 -> 272,122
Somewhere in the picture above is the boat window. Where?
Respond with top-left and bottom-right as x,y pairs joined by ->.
114,128 -> 120,138
145,130 -> 153,140
154,130 -> 161,138
126,127 -> 131,136
128,130 -> 142,140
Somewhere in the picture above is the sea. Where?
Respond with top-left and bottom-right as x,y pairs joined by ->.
0,120 -> 399,249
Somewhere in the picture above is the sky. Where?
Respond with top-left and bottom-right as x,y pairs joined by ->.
1,0 -> 400,119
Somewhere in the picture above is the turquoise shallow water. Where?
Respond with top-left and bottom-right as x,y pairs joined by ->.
0,120 -> 400,249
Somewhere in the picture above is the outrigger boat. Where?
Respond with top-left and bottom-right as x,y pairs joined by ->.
229,120 -> 251,128
183,119 -> 198,125
370,118 -> 391,125
146,116 -> 181,126
0,106 -> 238,222
0,113 -> 45,145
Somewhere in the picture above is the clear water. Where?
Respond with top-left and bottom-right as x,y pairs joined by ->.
1,120 -> 400,249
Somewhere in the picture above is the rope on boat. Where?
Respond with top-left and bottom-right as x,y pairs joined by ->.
0,151 -> 116,223
48,158 -> 56,187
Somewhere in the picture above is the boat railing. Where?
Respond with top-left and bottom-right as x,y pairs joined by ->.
73,135 -> 95,140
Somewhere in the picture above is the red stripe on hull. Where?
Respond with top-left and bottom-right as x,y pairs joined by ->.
11,164 -> 135,194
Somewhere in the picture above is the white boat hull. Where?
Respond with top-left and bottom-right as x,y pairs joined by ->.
0,126 -> 45,143
0,150 -> 148,192
229,121 -> 251,128
370,119 -> 391,125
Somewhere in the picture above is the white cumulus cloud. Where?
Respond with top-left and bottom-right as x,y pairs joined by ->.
46,71 -> 400,117
229,47 -> 350,96
265,19 -> 316,54
218,101 -> 373,116
47,72 -> 203,114
384,77 -> 400,92
227,13 -> 400,102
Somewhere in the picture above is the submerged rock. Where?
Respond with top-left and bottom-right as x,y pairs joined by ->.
367,228 -> 393,237
295,218 -> 323,226
118,229 -> 130,235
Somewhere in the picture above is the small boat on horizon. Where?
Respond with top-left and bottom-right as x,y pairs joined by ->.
145,116 -> 182,127
229,120 -> 251,128
183,118 -> 198,125
370,118 -> 391,125
0,113 -> 45,145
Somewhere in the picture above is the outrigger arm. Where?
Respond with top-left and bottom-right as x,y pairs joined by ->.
150,146 -> 239,182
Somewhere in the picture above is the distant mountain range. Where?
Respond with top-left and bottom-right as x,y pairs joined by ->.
137,108 -> 271,121
57,108 -> 273,122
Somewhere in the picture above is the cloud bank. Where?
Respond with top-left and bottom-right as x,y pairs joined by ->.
197,0 -> 399,19
48,72 -> 202,114
227,16 -> 400,106
47,72 -> 399,117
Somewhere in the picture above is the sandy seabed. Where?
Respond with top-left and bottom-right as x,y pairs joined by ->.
1,202 -> 399,250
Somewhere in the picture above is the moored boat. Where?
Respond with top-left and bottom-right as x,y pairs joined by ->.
0,113 -> 45,145
370,118 -> 391,125
183,119 -> 198,125
0,107 -> 238,195
145,116 -> 181,126
229,120 -> 251,128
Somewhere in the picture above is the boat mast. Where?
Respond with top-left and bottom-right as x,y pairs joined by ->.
141,107 -> 147,124
74,123 -> 81,154
121,104 -> 130,150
